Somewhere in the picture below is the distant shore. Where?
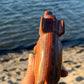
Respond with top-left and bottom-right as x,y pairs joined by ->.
0,46 -> 84,84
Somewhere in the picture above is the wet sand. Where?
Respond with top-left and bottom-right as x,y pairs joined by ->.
0,46 -> 84,84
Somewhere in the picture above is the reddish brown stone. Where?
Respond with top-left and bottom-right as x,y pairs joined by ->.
33,11 -> 65,84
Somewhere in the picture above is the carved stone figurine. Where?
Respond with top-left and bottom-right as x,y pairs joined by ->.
33,11 -> 65,84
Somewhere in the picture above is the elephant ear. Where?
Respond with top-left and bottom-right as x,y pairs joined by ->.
39,17 -> 44,35
39,17 -> 53,36
57,20 -> 65,36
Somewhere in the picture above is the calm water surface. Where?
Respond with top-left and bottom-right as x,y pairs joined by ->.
0,0 -> 84,50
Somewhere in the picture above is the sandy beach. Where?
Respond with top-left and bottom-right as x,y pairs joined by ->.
0,46 -> 84,84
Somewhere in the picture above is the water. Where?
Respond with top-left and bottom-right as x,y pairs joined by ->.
0,0 -> 84,51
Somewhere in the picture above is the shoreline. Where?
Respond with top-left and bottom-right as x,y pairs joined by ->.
0,38 -> 84,56
0,46 -> 84,84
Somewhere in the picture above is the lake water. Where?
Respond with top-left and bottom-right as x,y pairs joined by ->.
0,0 -> 84,51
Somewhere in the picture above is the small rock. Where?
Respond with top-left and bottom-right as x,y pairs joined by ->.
2,76 -> 5,81
8,68 -> 16,71
20,58 -> 28,61
8,80 -> 18,84
76,76 -> 84,82
75,65 -> 81,68
24,68 -> 27,71
3,69 -> 8,72
16,71 -> 20,75
7,73 -> 11,77
17,78 -> 21,81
